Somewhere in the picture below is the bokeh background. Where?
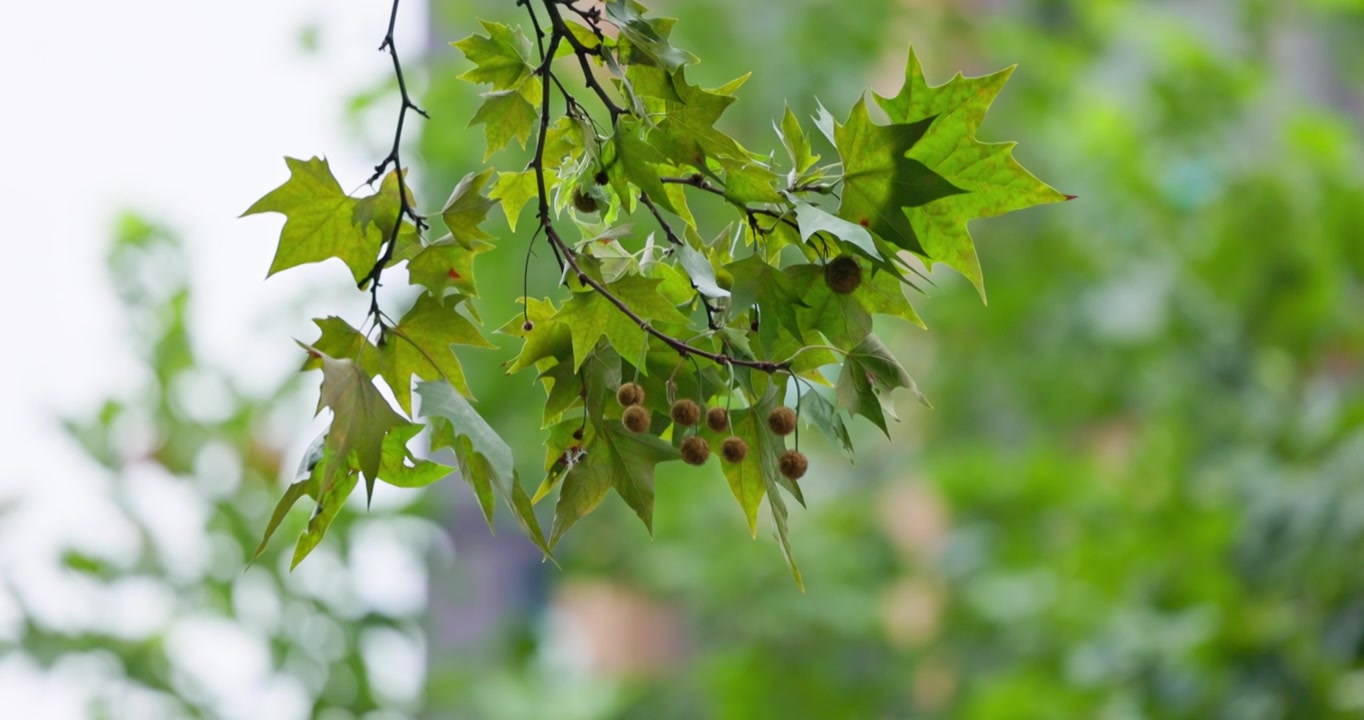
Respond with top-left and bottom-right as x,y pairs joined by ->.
2,0 -> 1362,718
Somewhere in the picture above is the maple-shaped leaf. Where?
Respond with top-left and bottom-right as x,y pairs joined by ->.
352,168 -> 415,244
777,105 -> 820,179
253,461 -> 320,561
488,170 -> 540,232
453,21 -> 535,91
834,100 -> 964,261
497,298 -> 573,374
604,0 -> 693,71
794,200 -> 881,260
726,254 -> 806,350
798,386 -> 854,458
380,293 -> 493,415
629,66 -> 747,170
698,393 -> 787,535
605,117 -> 677,215
469,79 -> 541,162
300,317 -> 376,371
785,264 -> 873,351
417,380 -> 551,556
553,275 -> 689,371
765,467 -> 803,592
442,170 -> 497,246
377,422 -> 453,489
306,347 -> 410,502
550,418 -> 680,547
242,157 -> 383,284
835,334 -> 929,436
291,452 -> 359,569
874,49 -> 1069,298
846,256 -> 927,329
407,236 -> 492,300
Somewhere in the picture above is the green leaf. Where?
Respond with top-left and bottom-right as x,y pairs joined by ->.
453,21 -> 535,91
308,347 -> 410,502
301,317 -> 375,371
469,81 -> 541,162
835,334 -> 929,436
630,66 -> 747,169
407,237 -> 492,300
765,470 -> 804,592
785,264 -> 873,350
726,254 -> 806,347
242,157 -> 382,284
793,200 -> 881,260
378,423 -> 453,489
550,419 -> 680,546
699,402 -> 776,536
380,293 -> 493,415
352,168 -> 414,242
854,264 -> 927,329
605,117 -> 677,215
553,275 -> 689,371
253,475 -> 316,560
292,463 -> 358,569
676,244 -> 729,299
417,380 -> 551,556
835,99 -> 964,259
778,105 -> 820,177
603,0 -> 692,71
797,386 -> 854,458
499,298 -> 573,374
489,170 -> 540,232
874,49 -> 1069,297
441,169 -> 497,246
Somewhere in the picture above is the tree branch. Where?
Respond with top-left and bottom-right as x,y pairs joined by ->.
361,0 -> 429,326
524,0 -> 785,375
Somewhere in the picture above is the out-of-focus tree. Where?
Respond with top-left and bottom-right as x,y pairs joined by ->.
0,215 -> 437,718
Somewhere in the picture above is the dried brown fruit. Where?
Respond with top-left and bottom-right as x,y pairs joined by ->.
767,406 -> 797,436
616,383 -> 645,407
779,450 -> 808,480
622,405 -> 651,433
824,255 -> 863,295
571,187 -> 599,213
706,407 -> 730,433
670,399 -> 701,427
721,436 -> 749,464
680,436 -> 711,466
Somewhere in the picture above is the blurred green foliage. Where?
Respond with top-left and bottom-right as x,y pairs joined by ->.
6,215 -> 433,717
418,0 -> 1364,718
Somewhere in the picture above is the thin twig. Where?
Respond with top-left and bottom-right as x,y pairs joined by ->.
523,0 -> 785,375
361,0 -> 429,327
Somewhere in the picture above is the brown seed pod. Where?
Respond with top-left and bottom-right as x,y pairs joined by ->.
522,320 -> 535,332
622,405 -> 651,434
824,255 -> 863,295
572,427 -> 584,441
680,436 -> 711,466
593,170 -> 609,186
571,187 -> 600,214
616,383 -> 645,407
721,436 -> 749,464
767,406 -> 797,436
779,450 -> 808,480
706,407 -> 730,433
670,399 -> 701,427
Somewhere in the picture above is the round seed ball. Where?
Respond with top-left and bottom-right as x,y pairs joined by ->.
622,405 -> 651,433
721,436 -> 749,464
680,436 -> 711,466
779,450 -> 808,480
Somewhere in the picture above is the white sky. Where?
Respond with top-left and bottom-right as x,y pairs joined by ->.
0,1 -> 428,717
